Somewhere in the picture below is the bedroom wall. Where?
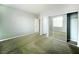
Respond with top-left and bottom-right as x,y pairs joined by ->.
0,5 -> 36,40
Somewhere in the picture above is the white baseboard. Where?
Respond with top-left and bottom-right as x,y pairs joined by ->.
55,38 -> 79,47
0,33 -> 34,42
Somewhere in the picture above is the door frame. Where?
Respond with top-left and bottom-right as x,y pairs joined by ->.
67,12 -> 78,43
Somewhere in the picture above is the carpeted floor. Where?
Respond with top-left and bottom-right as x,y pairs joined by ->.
0,33 -> 79,54
53,32 -> 67,42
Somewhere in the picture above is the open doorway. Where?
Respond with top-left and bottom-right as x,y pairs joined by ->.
67,12 -> 78,45
35,18 -> 40,33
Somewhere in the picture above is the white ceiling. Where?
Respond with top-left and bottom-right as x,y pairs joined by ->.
5,4 -> 79,15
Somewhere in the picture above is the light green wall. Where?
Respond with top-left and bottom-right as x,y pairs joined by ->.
0,5 -> 36,39
0,6 -> 12,39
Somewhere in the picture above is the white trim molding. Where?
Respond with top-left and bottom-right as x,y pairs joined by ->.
0,33 -> 35,42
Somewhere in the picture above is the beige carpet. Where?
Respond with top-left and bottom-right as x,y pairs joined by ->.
0,33 -> 79,54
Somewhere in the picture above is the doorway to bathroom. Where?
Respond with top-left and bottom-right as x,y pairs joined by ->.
67,12 -> 78,45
